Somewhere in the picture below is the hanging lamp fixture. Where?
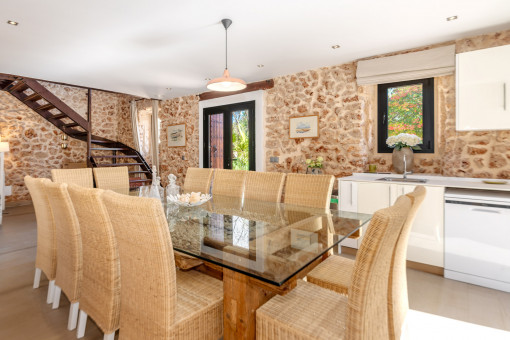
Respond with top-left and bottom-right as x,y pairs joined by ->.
206,19 -> 247,92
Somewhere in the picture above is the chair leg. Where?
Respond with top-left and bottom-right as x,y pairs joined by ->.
68,302 -> 79,331
52,285 -> 62,309
103,332 -> 115,340
33,268 -> 41,289
46,280 -> 55,304
76,310 -> 87,338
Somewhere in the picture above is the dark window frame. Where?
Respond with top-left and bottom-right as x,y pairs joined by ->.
203,100 -> 256,170
377,78 -> 434,153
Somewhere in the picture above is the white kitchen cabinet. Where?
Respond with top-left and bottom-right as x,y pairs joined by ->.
338,180 -> 445,268
456,44 -> 510,131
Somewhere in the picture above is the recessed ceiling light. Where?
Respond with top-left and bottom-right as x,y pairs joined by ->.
446,16 -> 458,21
7,20 -> 18,26
166,87 -> 172,90
205,78 -> 211,81
257,64 -> 264,68
331,45 -> 341,49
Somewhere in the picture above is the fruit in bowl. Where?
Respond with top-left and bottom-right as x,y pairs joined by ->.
168,192 -> 212,206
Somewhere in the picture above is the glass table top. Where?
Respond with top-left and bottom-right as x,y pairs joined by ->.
157,194 -> 372,286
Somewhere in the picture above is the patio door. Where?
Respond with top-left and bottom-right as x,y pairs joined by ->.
203,101 -> 255,170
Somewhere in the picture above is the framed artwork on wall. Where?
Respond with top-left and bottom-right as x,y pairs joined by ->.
289,115 -> 319,139
167,124 -> 186,147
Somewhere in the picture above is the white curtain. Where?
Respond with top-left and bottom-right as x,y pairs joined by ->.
150,99 -> 160,176
356,45 -> 455,85
130,100 -> 140,151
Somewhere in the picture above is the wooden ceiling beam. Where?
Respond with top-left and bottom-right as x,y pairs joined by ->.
199,79 -> 274,101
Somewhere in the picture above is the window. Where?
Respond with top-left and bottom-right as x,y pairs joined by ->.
377,78 -> 434,153
203,101 -> 255,170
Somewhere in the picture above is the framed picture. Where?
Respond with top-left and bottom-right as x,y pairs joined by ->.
167,124 -> 186,147
289,115 -> 319,139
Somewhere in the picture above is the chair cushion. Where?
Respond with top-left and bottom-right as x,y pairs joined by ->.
256,280 -> 347,340
307,255 -> 354,295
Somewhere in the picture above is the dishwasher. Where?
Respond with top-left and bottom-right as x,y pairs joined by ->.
444,188 -> 510,292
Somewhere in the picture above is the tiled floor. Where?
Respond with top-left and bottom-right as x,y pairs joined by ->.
1,204 -> 509,339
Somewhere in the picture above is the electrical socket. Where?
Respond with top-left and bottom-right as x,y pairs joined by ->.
270,157 -> 279,163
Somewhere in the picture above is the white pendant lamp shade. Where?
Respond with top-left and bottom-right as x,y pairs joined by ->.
207,69 -> 246,92
206,18 -> 247,92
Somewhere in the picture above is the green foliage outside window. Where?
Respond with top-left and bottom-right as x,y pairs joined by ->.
232,110 -> 249,170
387,84 -> 423,142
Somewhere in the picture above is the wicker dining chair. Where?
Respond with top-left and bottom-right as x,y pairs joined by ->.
67,184 -> 120,340
182,167 -> 214,194
283,173 -> 334,210
256,195 -> 412,340
101,190 -> 224,340
244,171 -> 286,202
211,169 -> 247,198
24,176 -> 57,304
93,166 -> 130,195
51,168 -> 94,188
307,186 -> 426,293
44,181 -> 82,331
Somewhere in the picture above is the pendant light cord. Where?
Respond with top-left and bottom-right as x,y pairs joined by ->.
225,26 -> 228,70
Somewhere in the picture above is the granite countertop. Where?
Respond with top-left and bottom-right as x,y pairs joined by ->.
339,173 -> 510,192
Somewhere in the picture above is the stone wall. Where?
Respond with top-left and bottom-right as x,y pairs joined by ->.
159,95 -> 200,187
1,83 -> 134,202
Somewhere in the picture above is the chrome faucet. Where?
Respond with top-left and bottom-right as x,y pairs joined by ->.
403,154 -> 412,179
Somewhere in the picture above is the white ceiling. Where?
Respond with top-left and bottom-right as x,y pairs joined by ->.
1,0 -> 510,99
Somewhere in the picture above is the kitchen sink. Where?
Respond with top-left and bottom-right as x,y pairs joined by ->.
376,177 -> 428,183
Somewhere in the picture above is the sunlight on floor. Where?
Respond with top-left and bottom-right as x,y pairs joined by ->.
407,309 -> 510,340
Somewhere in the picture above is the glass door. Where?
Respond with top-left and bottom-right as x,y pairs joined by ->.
203,101 -> 255,170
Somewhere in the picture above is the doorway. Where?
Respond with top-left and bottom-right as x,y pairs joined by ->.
203,101 -> 255,170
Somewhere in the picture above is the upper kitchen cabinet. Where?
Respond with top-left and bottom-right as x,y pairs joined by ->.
456,44 -> 510,131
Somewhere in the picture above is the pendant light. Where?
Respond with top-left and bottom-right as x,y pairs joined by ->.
206,19 -> 247,92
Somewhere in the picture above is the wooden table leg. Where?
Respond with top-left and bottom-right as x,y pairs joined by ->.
223,268 -> 276,340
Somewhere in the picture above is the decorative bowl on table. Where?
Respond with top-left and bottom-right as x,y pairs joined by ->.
167,192 -> 212,207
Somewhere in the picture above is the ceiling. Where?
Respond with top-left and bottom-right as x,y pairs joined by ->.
2,0 -> 510,100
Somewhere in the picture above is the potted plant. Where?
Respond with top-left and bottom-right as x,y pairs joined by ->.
305,156 -> 323,175
386,133 -> 421,174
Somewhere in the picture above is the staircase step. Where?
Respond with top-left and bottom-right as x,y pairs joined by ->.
62,122 -> 79,128
93,155 -> 138,159
129,171 -> 151,174
91,147 -> 129,151
91,139 -> 113,144
0,80 -> 15,90
96,163 -> 144,167
129,179 -> 152,184
50,113 -> 67,120
36,103 -> 56,111
23,93 -> 42,102
9,82 -> 28,93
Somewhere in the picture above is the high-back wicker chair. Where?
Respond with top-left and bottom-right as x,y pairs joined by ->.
256,195 -> 412,340
389,186 -> 426,340
67,184 -> 120,340
211,169 -> 247,198
51,168 -> 94,188
101,190 -> 224,340
307,186 -> 425,294
244,171 -> 286,202
44,181 -> 82,331
283,173 -> 334,210
24,176 -> 57,304
182,167 -> 214,194
93,166 -> 130,195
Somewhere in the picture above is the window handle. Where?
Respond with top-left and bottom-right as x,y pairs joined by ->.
383,114 -> 386,125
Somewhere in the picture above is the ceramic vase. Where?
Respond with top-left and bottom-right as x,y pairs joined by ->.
392,147 -> 414,174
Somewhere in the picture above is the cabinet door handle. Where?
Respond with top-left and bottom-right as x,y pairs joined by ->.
350,182 -> 353,206
471,208 -> 502,214
504,83 -> 507,111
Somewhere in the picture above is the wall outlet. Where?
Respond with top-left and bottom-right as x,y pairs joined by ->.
270,157 -> 279,163
4,185 -> 12,196
181,155 -> 185,160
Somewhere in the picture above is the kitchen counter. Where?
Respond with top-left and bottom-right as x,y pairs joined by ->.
339,173 -> 510,192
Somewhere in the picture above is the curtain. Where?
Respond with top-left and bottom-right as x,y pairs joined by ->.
130,100 -> 140,151
356,45 -> 455,85
150,99 -> 160,176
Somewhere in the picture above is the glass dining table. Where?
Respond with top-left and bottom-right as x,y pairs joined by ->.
131,188 -> 372,340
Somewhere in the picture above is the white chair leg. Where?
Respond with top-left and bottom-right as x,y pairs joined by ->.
103,332 -> 115,340
33,268 -> 41,289
46,280 -> 55,304
68,302 -> 79,331
76,310 -> 87,338
52,285 -> 62,309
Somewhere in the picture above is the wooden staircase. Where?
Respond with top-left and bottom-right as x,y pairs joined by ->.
0,74 -> 152,186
